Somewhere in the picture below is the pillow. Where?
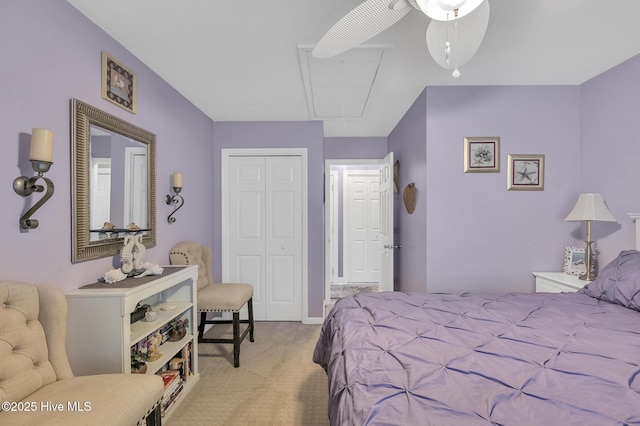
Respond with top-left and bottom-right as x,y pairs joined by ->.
580,250 -> 640,311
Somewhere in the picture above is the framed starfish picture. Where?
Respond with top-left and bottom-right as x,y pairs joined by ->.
507,154 -> 545,191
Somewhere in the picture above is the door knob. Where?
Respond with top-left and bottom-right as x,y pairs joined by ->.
384,244 -> 401,249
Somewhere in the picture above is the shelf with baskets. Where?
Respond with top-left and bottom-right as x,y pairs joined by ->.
66,265 -> 199,420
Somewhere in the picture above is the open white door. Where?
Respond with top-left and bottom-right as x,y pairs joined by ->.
379,152 -> 394,292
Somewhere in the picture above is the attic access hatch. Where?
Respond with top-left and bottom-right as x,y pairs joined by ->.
298,45 -> 390,120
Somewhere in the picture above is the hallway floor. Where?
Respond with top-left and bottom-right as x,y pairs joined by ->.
330,283 -> 379,299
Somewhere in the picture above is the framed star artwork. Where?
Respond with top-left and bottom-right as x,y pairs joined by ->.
506,154 -> 545,191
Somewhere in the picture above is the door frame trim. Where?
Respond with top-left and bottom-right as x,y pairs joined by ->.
323,159 -> 381,309
221,148 -> 309,322
328,170 -> 341,286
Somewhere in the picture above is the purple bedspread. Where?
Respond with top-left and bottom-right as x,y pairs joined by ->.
313,291 -> 640,425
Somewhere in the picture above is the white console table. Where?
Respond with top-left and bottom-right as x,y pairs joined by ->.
66,265 -> 199,420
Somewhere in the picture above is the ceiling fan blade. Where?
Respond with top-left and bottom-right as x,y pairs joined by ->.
312,0 -> 413,59
426,0 -> 490,70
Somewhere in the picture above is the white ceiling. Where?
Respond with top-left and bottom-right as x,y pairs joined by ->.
67,0 -> 640,137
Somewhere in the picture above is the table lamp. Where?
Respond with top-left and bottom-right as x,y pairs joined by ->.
564,193 -> 617,280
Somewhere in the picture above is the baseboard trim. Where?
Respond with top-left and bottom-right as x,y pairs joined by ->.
303,316 -> 325,325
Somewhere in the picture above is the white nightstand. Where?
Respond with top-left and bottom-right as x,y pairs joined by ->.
532,272 -> 591,293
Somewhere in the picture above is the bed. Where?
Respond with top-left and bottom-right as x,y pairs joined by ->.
313,250 -> 640,425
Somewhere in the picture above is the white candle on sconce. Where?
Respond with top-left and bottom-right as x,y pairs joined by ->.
29,128 -> 54,162
172,172 -> 183,188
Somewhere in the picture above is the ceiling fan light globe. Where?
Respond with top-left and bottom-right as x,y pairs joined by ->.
417,0 -> 484,21
436,0 -> 466,10
425,0 -> 489,69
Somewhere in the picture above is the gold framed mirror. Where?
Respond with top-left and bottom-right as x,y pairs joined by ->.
71,99 -> 156,263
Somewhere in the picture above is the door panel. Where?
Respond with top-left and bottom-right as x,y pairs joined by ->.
270,255 -> 295,301
345,171 -> 380,283
238,192 -> 262,238
265,156 -> 301,320
229,157 -> 266,317
237,255 -> 263,304
227,155 -> 302,321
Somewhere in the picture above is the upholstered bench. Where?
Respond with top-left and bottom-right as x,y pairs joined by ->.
0,280 -> 164,425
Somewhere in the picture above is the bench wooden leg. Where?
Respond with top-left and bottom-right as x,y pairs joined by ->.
198,311 -> 207,340
198,303 -> 254,368
248,298 -> 255,342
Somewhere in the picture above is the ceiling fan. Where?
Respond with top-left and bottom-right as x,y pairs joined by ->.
313,0 -> 490,77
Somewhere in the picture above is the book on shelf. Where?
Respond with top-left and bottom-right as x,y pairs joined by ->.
163,378 -> 182,400
161,382 -> 185,416
157,369 -> 180,390
182,342 -> 192,378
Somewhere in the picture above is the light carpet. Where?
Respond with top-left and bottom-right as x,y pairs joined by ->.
166,321 -> 329,426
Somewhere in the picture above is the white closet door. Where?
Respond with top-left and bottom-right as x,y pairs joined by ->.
227,155 -> 302,321
228,156 -> 266,317
265,156 -> 302,320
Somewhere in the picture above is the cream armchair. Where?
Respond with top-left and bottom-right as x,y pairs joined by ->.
0,280 -> 164,425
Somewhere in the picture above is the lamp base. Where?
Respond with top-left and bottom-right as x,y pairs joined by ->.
580,240 -> 596,281
579,271 -> 596,281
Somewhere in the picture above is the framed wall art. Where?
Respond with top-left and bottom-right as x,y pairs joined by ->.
102,52 -> 137,113
463,136 -> 500,173
506,154 -> 544,190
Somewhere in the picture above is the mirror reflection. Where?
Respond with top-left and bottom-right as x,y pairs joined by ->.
71,99 -> 156,263
89,124 -> 148,241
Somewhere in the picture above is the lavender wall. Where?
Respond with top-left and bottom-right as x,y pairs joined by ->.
324,137 -> 388,159
425,86 -> 581,293
390,86 -> 582,294
212,121 -> 325,318
0,1 -> 214,291
388,90 -> 428,293
579,54 -> 640,265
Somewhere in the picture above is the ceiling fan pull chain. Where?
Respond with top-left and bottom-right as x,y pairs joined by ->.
445,41 -> 451,65
452,18 -> 460,78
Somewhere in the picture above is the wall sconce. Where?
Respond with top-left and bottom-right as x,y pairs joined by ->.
165,172 -> 184,223
13,128 -> 55,229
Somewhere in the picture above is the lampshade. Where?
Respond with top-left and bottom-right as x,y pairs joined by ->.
564,193 -> 617,222
417,0 -> 485,21
426,0 -> 490,70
